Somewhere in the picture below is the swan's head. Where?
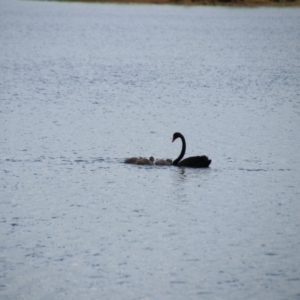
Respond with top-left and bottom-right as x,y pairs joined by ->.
172,132 -> 181,142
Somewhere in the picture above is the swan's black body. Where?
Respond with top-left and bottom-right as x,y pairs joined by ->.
172,132 -> 211,168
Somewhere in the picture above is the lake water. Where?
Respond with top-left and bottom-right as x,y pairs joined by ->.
1,1 -> 300,299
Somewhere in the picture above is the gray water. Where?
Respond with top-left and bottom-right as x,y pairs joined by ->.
1,0 -> 300,299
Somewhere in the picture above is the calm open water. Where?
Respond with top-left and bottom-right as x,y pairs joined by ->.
1,1 -> 300,299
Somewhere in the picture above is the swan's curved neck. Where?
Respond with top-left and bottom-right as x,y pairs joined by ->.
173,135 -> 186,165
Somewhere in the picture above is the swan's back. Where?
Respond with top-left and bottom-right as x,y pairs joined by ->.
177,155 -> 211,168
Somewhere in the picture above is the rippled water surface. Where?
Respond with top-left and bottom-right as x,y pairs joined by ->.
1,1 -> 300,299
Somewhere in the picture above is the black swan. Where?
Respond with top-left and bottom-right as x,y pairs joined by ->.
155,159 -> 172,165
172,132 -> 211,168
136,156 -> 154,165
